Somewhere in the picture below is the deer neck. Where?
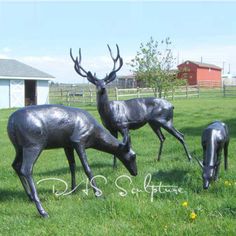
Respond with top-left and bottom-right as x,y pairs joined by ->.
96,88 -> 111,115
93,126 -> 120,155
205,139 -> 217,167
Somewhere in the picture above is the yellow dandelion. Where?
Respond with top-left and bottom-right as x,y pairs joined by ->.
190,212 -> 197,220
182,201 -> 188,207
224,180 -> 229,186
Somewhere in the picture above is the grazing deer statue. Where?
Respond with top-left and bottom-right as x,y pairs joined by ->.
196,121 -> 229,189
70,45 -> 192,167
7,105 -> 137,217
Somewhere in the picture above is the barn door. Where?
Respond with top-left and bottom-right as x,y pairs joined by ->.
25,80 -> 37,105
10,80 -> 24,108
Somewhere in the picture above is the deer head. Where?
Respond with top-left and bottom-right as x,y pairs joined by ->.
118,135 -> 137,176
70,45 -> 123,93
193,153 -> 216,189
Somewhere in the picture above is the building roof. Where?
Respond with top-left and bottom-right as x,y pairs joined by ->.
178,60 -> 222,70
0,59 -> 54,79
118,74 -> 136,80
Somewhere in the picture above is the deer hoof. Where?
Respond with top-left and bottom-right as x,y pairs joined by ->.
40,211 -> 49,218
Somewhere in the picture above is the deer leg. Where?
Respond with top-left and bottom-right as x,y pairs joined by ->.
12,148 -> 34,201
159,121 -> 192,161
110,130 -> 118,169
64,147 -> 76,191
202,146 -> 206,166
214,150 -> 220,181
214,164 -> 220,181
73,143 -> 99,197
21,147 -> 48,218
224,141 -> 229,171
149,123 -> 165,161
156,129 -> 165,161
120,127 -> 131,156
121,128 -> 129,144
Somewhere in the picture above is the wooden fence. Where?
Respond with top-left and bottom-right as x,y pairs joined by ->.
50,87 -> 96,105
115,85 -> 199,100
50,84 -> 115,105
198,80 -> 222,88
223,84 -> 236,97
49,84 -> 200,105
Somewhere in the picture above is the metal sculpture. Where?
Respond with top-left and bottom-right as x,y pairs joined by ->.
196,121 -> 229,189
70,45 -> 192,167
7,105 -> 137,217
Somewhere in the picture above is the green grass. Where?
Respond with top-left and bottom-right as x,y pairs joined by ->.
0,98 -> 236,235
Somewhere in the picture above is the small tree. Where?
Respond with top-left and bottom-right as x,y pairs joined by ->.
129,37 -> 180,98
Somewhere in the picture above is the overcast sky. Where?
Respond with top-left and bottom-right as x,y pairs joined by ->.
0,1 -> 235,83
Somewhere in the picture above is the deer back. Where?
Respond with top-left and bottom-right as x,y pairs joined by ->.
7,105 -> 101,149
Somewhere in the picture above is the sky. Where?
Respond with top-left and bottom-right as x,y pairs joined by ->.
0,1 -> 236,83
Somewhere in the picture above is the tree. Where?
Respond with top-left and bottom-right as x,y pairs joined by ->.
129,37 -> 181,98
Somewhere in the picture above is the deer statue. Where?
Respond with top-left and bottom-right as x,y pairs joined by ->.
7,105 -> 137,217
195,121 -> 229,189
70,45 -> 192,167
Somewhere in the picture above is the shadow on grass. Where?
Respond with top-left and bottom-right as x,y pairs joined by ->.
0,162 -> 113,203
151,168 -> 189,185
35,162 -> 113,177
181,118 -> 236,138
0,189 -> 27,202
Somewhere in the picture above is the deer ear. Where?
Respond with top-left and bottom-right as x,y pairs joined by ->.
123,135 -> 131,151
87,71 -> 97,85
191,151 -> 204,169
105,71 -> 116,84
196,157 -> 204,169
119,135 -> 131,152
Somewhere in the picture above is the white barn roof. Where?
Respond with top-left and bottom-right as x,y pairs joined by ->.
0,59 -> 54,80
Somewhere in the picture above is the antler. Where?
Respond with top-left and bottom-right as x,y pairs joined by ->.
192,151 -> 204,169
70,48 -> 97,85
105,44 -> 123,84
196,157 -> 204,169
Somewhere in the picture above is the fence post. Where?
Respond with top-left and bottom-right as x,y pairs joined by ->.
186,83 -> 188,98
115,87 -> 118,101
82,89 -> 85,104
89,89 -> 93,103
60,89 -> 63,101
67,92 -> 70,106
223,84 -> 225,97
172,86 -> 174,100
137,87 -> 140,98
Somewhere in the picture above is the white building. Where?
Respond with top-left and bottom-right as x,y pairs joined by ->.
222,74 -> 236,85
0,59 -> 54,109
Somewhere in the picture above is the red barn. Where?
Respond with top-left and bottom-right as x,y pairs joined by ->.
177,61 -> 222,87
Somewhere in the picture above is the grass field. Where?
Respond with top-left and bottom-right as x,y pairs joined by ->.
0,97 -> 236,235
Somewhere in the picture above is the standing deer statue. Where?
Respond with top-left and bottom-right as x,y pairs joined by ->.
7,105 -> 137,217
70,45 -> 192,167
196,121 -> 229,189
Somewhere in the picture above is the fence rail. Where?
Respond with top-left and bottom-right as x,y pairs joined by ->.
49,84 -> 201,105
50,84 -> 115,105
223,84 -> 236,97
115,85 -> 199,100
50,88 -> 96,105
198,80 -> 222,88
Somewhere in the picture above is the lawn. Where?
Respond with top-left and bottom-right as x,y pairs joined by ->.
0,97 -> 236,236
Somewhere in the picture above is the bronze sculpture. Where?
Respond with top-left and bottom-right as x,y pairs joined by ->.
70,45 -> 192,167
196,121 -> 229,189
7,105 -> 137,217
